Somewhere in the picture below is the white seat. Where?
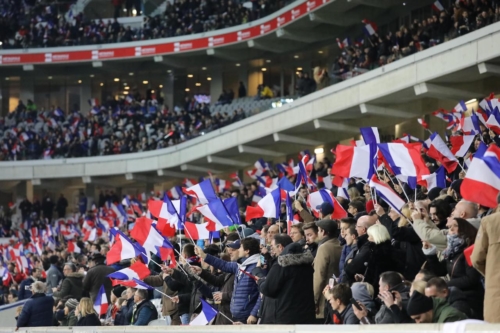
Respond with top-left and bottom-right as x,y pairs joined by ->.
148,319 -> 168,326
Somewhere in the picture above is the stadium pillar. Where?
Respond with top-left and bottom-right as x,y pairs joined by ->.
209,67 -> 223,101
280,68 -> 285,97
80,78 -> 92,115
163,74 -> 174,112
0,82 -> 8,116
85,183 -> 95,209
290,71 -> 295,95
15,181 -> 33,202
19,78 -> 34,104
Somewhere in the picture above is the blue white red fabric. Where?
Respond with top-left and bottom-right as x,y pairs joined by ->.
427,132 -> 458,173
362,19 -> 378,35
378,142 -> 430,188
196,198 -> 237,229
229,172 -> 243,187
369,175 -> 406,213
452,101 -> 467,114
167,186 -> 183,200
214,179 -> 231,193
450,135 -> 475,157
190,299 -> 218,326
67,241 -> 81,253
461,143 -> 500,208
460,113 -> 481,134
183,178 -> 198,188
148,194 -> 186,230
336,37 -> 351,49
331,144 -> 376,181
245,187 -> 281,221
360,127 -> 380,144
419,166 -> 447,191
106,228 -> 145,265
223,197 -> 241,225
93,285 -> 108,316
336,177 -> 350,200
107,261 -> 151,280
112,278 -> 156,289
184,222 -> 211,240
307,189 -> 347,220
432,109 -> 456,129
183,179 -> 218,204
432,0 -> 444,11
486,108 -> 500,134
130,217 -> 175,261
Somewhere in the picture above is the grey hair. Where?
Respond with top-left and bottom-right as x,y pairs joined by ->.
31,281 -> 47,294
136,289 -> 148,300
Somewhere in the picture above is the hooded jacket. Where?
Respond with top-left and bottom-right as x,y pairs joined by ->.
16,293 -> 54,327
204,253 -> 261,321
257,243 -> 315,324
351,283 -> 377,314
374,283 -> 411,324
431,297 -> 468,323
53,272 -> 84,300
447,286 -> 473,318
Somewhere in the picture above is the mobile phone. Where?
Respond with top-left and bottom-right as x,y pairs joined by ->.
328,278 -> 335,289
350,298 -> 362,311
259,255 -> 266,265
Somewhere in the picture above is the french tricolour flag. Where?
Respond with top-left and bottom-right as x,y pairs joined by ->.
331,144 -> 376,181
460,113 -> 481,134
112,278 -> 155,290
167,186 -> 183,200
369,175 -> 406,212
19,132 -> 30,142
427,132 -> 458,173
148,194 -> 185,230
362,19 -> 378,36
190,298 -> 218,326
336,37 -> 351,49
214,179 -> 231,193
130,217 -> 175,261
378,142 -> 429,188
88,98 -> 99,107
417,118 -> 429,129
197,199 -> 236,229
245,187 -> 281,221
419,166 -> 446,191
106,228 -> 144,265
450,135 -> 475,157
453,101 -> 467,114
486,108 -> 500,135
230,172 -> 243,187
184,222 -> 211,240
360,127 -> 380,144
93,285 -> 108,317
183,178 -> 198,188
461,143 -> 500,208
432,109 -> 457,130
307,189 -> 348,219
432,0 -> 444,11
183,179 -> 218,204
67,241 -> 81,253
107,261 -> 150,280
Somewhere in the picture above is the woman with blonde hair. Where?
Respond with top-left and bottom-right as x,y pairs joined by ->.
344,224 -> 397,294
75,297 -> 101,326
375,202 -> 427,281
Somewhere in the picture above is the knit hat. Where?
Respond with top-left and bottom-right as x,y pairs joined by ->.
406,291 -> 433,316
65,298 -> 79,311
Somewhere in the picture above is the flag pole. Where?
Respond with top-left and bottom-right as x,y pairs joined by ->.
217,311 -> 235,324
395,177 -> 411,203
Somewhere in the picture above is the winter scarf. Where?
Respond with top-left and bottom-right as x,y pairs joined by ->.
441,234 -> 466,259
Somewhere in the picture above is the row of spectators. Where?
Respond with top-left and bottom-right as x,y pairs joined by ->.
330,0 -> 500,82
0,0 -> 294,48
4,125 -> 500,327
0,93 -> 249,160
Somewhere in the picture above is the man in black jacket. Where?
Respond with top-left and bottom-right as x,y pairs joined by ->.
254,234 -> 315,324
82,254 -> 115,302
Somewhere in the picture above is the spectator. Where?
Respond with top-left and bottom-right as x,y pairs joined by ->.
16,281 -> 54,329
338,218 -> 356,282
256,235 -> 315,324
60,298 -> 79,326
56,194 -> 68,218
75,297 -> 102,326
18,268 -> 42,300
406,291 -> 467,324
46,255 -> 63,291
238,82 -> 247,98
302,222 -> 319,257
289,223 -> 305,244
313,219 -> 342,321
131,289 -> 158,325
143,266 -> 181,325
425,277 -> 473,318
340,224 -> 358,283
196,238 -> 261,324
52,263 -> 84,300
327,283 -> 359,324
423,217 -> 483,318
82,254 -> 115,302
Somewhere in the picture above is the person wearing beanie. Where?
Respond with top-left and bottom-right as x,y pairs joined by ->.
59,298 -> 78,326
407,291 -> 467,323
313,219 -> 342,322
427,187 -> 443,202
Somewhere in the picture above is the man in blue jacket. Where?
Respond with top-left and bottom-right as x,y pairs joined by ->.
196,238 -> 261,324
18,268 -> 42,300
16,281 -> 54,329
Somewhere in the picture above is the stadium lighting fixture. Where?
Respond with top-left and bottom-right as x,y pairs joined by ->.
151,90 -> 155,93
159,84 -> 163,88
235,63 -> 241,67
314,147 -> 324,154
465,98 -> 477,104
261,68 -> 267,71
266,59 -> 271,63
185,88 -> 190,92
5,77 -> 9,81
188,74 -> 194,78
202,67 -> 207,70
114,78 -> 119,82
48,76 -> 53,79
143,80 -> 148,84
297,67 -> 303,71
124,86 -> 130,90
207,77 -> 212,81
294,55 -> 299,58
90,74 -> 94,78
318,50 -> 323,54
129,72 -> 134,76
195,83 -> 201,86
78,80 -> 82,84
100,83 -> 104,86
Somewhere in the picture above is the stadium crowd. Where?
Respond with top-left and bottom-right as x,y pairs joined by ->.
0,0 -> 293,49
2,101 -> 500,327
0,94 -> 248,161
328,0 -> 500,83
